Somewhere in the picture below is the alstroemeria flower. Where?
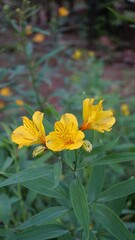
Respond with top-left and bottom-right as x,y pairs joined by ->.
80,98 -> 116,133
11,111 -> 46,148
46,113 -> 85,151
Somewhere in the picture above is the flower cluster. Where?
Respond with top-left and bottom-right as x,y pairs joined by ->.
11,98 -> 116,155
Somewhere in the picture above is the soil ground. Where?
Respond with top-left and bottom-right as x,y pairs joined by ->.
0,29 -> 135,105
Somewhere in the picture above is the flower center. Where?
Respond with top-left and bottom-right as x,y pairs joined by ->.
56,122 -> 74,144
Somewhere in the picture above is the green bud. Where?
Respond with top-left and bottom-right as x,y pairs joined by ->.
82,140 -> 92,153
32,145 -> 46,158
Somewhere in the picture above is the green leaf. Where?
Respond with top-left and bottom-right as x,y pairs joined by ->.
15,224 -> 68,240
33,27 -> 50,35
1,157 -> 13,171
37,63 -> 51,85
108,7 -> 135,23
87,166 -> 105,202
69,178 -> 90,239
23,103 -> 34,116
98,178 -> 135,202
90,137 -> 119,157
63,150 -> 75,170
22,176 -> 68,200
108,197 -> 127,216
10,19 -> 19,32
30,151 -> 54,167
91,203 -> 133,240
25,41 -> 33,58
84,152 -> 135,167
82,231 -> 97,240
16,206 -> 69,230
0,194 -> 11,225
46,103 -> 61,120
36,46 -> 65,65
43,118 -> 54,133
0,165 -> 53,187
53,160 -> 62,188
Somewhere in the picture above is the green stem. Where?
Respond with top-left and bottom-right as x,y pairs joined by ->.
18,1 -> 43,111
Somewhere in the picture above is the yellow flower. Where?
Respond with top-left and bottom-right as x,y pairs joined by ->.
0,100 -> 5,108
72,50 -> 82,60
80,98 -> 116,133
15,99 -> 24,106
88,50 -> 95,58
25,24 -> 32,35
0,87 -> 12,96
58,7 -> 69,17
46,113 -> 85,151
121,103 -> 130,116
32,33 -> 45,43
11,111 -> 46,148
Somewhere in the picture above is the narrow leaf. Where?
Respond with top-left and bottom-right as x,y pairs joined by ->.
98,178 -> 135,201
16,206 -> 69,230
23,103 -> 34,116
91,203 -> 133,240
53,160 -> 62,188
22,176 -> 68,200
84,152 -> 135,167
0,165 -> 53,187
108,197 -> 127,216
15,224 -> 68,240
46,103 -> 61,120
25,41 -> 33,58
87,166 -> 105,202
36,46 -> 65,65
70,178 -> 90,239
90,137 -> 119,157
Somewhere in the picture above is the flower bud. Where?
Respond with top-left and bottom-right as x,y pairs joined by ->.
82,140 -> 92,152
32,145 -> 46,158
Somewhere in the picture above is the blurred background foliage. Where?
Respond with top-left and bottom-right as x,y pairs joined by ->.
0,0 -> 135,238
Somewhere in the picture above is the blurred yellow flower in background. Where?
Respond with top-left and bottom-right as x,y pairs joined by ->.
88,50 -> 95,58
0,101 -> 5,108
80,98 -> 116,133
0,87 -> 12,96
58,7 -> 69,17
15,99 -> 24,106
32,33 -> 45,43
46,113 -> 85,151
72,49 -> 82,60
11,111 -> 46,148
121,103 -> 130,116
25,24 -> 33,35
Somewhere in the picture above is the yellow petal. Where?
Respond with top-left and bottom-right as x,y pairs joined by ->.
11,126 -> 40,148
46,132 -> 65,151
90,111 -> 116,132
60,113 -> 78,131
83,98 -> 95,124
33,111 -> 46,138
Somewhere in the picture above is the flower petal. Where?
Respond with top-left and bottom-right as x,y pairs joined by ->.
83,98 -> 94,124
11,126 -> 40,148
33,111 -> 46,138
46,132 -> 65,151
